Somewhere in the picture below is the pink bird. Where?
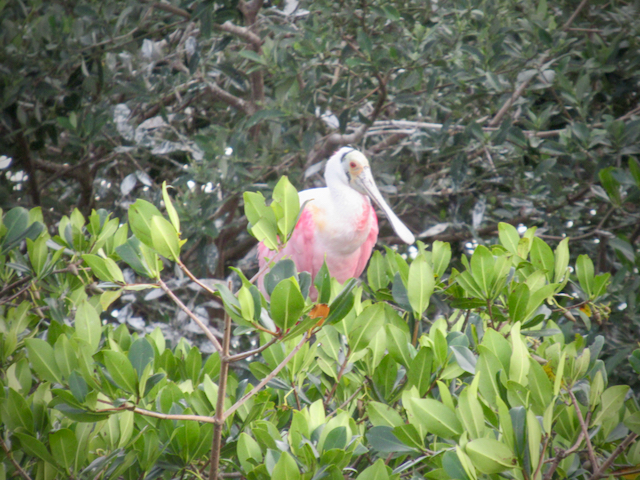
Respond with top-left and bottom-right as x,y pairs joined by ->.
258,147 -> 415,297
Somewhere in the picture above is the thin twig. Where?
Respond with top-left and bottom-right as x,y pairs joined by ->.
157,278 -> 224,353
226,337 -> 278,362
326,385 -> 365,419
97,403 -> 216,423
543,431 -> 585,480
324,347 -> 351,408
588,433 -> 639,480
210,313 -> 232,480
177,260 -> 218,296
532,434 -> 551,480
0,436 -> 33,480
568,389 -> 598,471
561,0 -> 591,31
223,332 -> 310,420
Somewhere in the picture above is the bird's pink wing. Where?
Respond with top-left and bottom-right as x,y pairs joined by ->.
257,207 -> 317,296
284,207 -> 317,276
352,204 -> 379,278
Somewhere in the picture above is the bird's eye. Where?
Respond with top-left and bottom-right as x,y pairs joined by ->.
349,161 -> 357,169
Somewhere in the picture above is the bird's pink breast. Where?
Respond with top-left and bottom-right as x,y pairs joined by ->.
257,199 -> 379,298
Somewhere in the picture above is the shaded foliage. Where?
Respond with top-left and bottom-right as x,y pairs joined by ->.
0,0 -> 639,384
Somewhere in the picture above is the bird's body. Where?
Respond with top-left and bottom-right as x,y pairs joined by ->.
257,147 -> 414,297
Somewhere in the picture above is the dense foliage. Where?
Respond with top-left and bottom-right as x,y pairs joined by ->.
0,185 -> 639,479
1,0 -> 640,477
1,0 -> 639,363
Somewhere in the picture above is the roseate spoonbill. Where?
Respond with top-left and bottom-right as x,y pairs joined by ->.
258,147 -> 415,296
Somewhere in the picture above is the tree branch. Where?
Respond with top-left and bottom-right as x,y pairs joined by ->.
204,78 -> 255,115
0,435 -> 33,480
588,433 -> 639,480
210,313 -> 232,480
217,21 -> 263,49
157,278 -> 224,353
226,337 -> 278,362
568,388 -> 599,471
223,332 -> 309,420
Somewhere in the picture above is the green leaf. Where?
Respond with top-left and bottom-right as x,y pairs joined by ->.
407,254 -> 435,316
162,181 -> 181,234
25,338 -> 62,383
128,199 -> 163,248
271,176 -> 300,239
238,433 -> 263,472
116,238 -> 153,277
508,283 -> 530,323
325,278 -> 357,325
82,254 -> 125,283
239,49 -> 267,65
2,207 -> 29,248
593,385 -> 629,425
271,451 -> 300,480
150,215 -> 181,261
498,222 -> 520,255
456,271 -> 484,299
599,167 -> 621,205
244,191 -> 275,226
74,300 -> 102,353
54,334 -> 78,379
1,387 -> 34,432
457,376 -> 485,439
50,428 -> 78,470
348,303 -> 386,352
367,402 -> 404,428
367,250 -> 389,291
554,238 -> 570,283
103,350 -> 138,394
13,432 -> 57,465
69,371 -> 88,403
530,237 -> 555,282
527,358 -> 553,415
406,347 -> 433,396
251,217 -> 279,251
385,323 -> 412,367
26,234 -> 48,276
450,345 -> 476,374
366,426 -> 417,454
470,245 -> 495,297
356,458 -> 389,480
509,323 -> 530,385
128,337 -> 155,378
432,241 -> 452,279
465,438 -> 516,474
270,277 -> 305,331
575,254 -> 594,297
407,398 -> 462,438
630,158 -> 640,187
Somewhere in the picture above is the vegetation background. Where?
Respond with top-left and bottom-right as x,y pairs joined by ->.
1,0 -> 640,478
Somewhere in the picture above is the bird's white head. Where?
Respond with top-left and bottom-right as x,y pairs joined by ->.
325,147 -> 415,245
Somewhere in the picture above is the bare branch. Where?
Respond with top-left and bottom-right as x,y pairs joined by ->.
217,21 -> 263,49
226,337 -> 278,362
0,436 -> 33,480
210,313 -> 232,480
568,389 -> 599,471
561,0 -> 591,31
157,278 -> 224,353
150,2 -> 191,19
223,332 -> 309,420
204,78 -> 255,115
589,433 -> 639,480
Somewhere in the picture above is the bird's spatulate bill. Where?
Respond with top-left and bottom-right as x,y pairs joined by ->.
356,168 -> 415,245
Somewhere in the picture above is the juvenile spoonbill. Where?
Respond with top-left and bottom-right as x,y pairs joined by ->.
257,147 -> 415,296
